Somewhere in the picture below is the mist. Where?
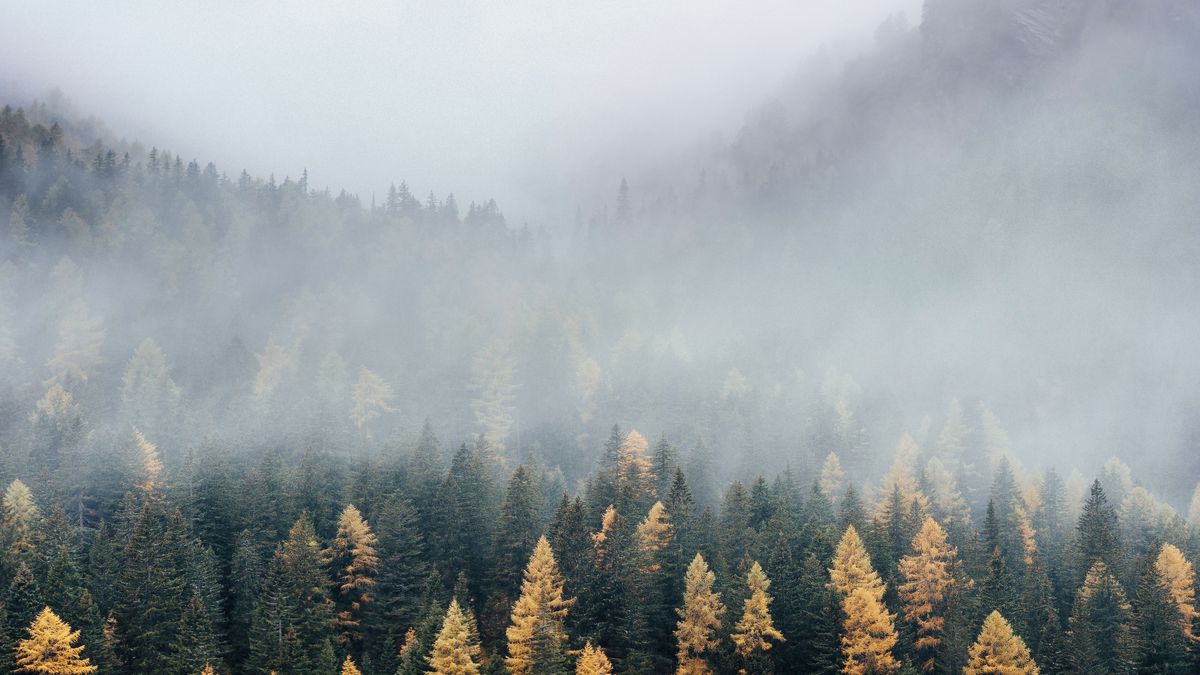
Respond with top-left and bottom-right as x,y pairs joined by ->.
1,3 -> 1200,673
0,0 -> 917,221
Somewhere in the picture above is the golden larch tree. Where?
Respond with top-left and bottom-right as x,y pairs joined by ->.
1154,543 -> 1198,642
3,479 -> 40,562
830,525 -> 885,601
840,587 -> 901,675
616,430 -> 656,504
506,535 -> 575,675
427,598 -> 481,675
964,611 -> 1039,675
897,516 -> 959,672
340,655 -> 362,675
635,501 -> 672,573
15,606 -> 97,674
350,366 -> 395,432
199,664 -> 216,675
131,428 -> 163,493
731,561 -> 784,664
575,641 -> 613,675
820,452 -> 845,502
675,553 -> 726,675
327,504 -> 380,646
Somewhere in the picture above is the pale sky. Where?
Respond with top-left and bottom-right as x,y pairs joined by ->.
0,0 -> 919,223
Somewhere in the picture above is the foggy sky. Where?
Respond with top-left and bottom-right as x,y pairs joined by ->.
0,0 -> 918,223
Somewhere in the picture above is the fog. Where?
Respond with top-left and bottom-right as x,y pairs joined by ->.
1,0 -> 1199,523
0,0 -> 917,221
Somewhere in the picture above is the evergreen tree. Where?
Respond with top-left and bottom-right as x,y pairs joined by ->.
492,465 -> 545,601
1131,552 -> 1190,673
15,607 -> 96,674
964,610 -> 1039,675
247,513 -> 335,673
371,496 -> 428,649
1074,480 -> 1121,584
793,552 -> 841,675
506,536 -> 574,675
168,591 -> 221,674
652,435 -> 678,499
1066,561 -> 1134,675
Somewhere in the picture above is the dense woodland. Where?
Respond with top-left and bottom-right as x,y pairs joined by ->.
3,0 -> 1200,673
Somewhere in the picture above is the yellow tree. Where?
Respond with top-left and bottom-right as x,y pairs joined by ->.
897,516 -> 959,672
636,501 -> 673,573
350,367 -> 395,433
832,525 -> 898,675
506,535 -> 575,675
131,428 -> 163,493
575,641 -> 613,675
15,607 -> 96,674
1154,543 -> 1198,642
428,598 -> 481,675
675,553 -> 726,674
963,611 -> 1039,675
820,452 -> 846,502
841,587 -> 901,675
340,655 -> 362,675
199,665 -> 216,675
327,504 -> 380,646
616,430 -> 656,509
3,478 -> 40,563
830,525 -> 885,601
731,561 -> 784,669
876,434 -> 928,519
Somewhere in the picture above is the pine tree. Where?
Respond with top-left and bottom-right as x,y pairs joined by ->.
492,465 -> 545,600
15,607 -> 97,674
897,516 -> 959,672
427,599 -> 480,675
675,553 -> 725,675
506,536 -> 574,675
327,504 -> 379,648
1067,561 -> 1134,675
652,435 -> 678,499
1074,480 -> 1120,584
247,513 -> 335,673
575,641 -> 613,675
793,550 -> 841,675
731,561 -> 784,673
1153,543 -> 1198,643
964,611 -> 1039,675
372,496 -> 428,648
1132,552 -> 1190,673
839,587 -> 901,675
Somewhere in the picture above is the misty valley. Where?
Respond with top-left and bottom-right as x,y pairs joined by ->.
1,0 -> 1200,674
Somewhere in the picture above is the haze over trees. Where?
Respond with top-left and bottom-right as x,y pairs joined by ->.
0,0 -> 1199,673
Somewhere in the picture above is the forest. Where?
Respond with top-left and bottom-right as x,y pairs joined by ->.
2,0 -> 1200,673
